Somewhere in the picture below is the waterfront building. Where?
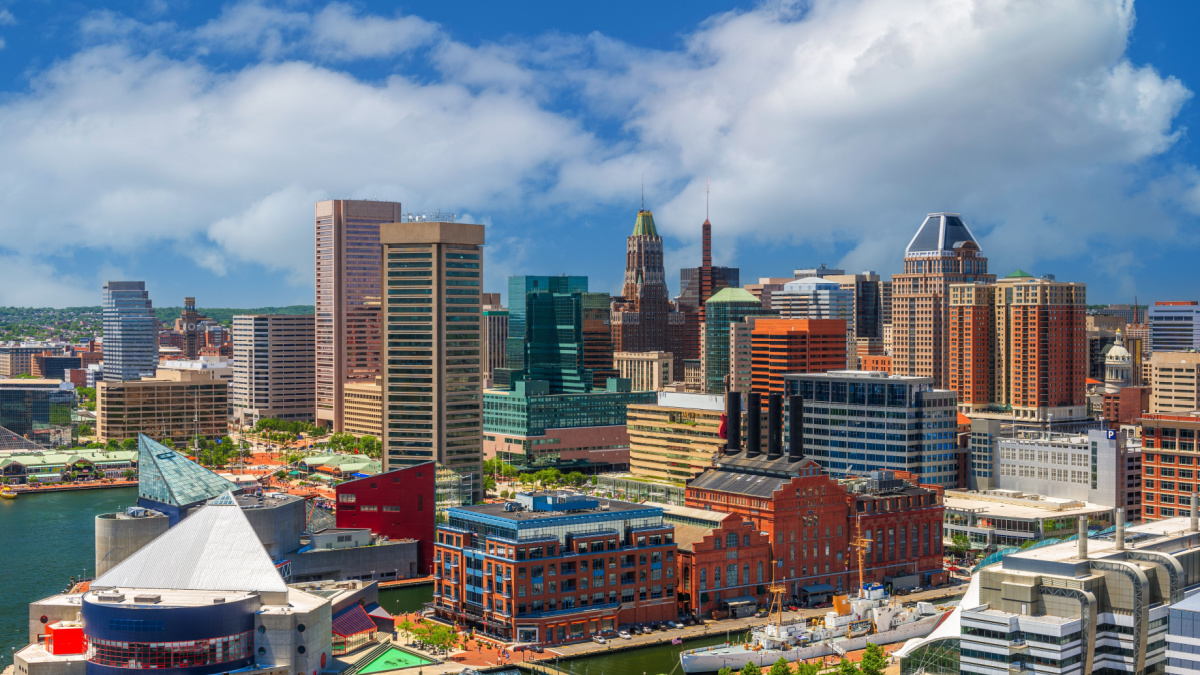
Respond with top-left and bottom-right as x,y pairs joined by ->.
299,453 -> 382,479
231,314 -> 315,426
1140,412 -> 1200,521
342,377 -> 382,437
102,281 -> 158,382
96,369 -> 228,444
994,429 -> 1142,519
0,448 -> 136,485
611,210 -> 672,354
941,489 -> 1113,550
482,379 -> 654,472
614,350 -> 674,391
785,370 -> 962,486
1149,301 -> 1200,352
314,200 -> 400,431
379,220 -> 484,500
890,213 -> 995,387
749,318 -> 847,394
663,503 -> 772,619
627,392 -> 729,483
0,378 -> 75,447
335,463 -> 436,576
1150,351 -> 1200,414
901,513 -> 1200,675
948,271 -> 1087,421
430,491 -> 678,644
703,288 -> 771,394
20,491 -> 335,675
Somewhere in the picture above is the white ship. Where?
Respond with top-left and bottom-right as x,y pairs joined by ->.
679,584 -> 951,673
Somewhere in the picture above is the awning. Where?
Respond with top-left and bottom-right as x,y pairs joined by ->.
722,596 -> 758,607
699,593 -> 710,603
332,604 -> 377,637
756,585 -> 767,595
365,603 -> 393,621
288,470 -> 301,476
801,583 -> 835,595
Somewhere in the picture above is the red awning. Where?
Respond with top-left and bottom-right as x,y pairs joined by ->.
332,604 -> 377,637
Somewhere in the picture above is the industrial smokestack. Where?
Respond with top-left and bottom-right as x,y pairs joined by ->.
767,394 -> 783,460
1192,489 -> 1198,533
746,393 -> 762,458
1115,508 -> 1125,551
788,395 -> 804,462
1078,517 -> 1088,559
725,391 -> 742,454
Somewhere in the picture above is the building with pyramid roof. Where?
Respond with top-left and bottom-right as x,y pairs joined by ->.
135,434 -> 238,523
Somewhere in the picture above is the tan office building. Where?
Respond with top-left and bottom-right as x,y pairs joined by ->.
381,220 -> 484,501
1150,351 -> 1200,414
627,392 -> 727,483
615,351 -> 674,391
96,369 -> 228,444
231,314 -> 315,425
314,200 -> 401,431
344,377 -> 383,437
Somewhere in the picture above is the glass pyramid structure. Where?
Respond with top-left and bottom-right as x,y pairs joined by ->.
137,433 -> 236,513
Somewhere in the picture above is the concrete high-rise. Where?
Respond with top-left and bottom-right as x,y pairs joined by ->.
231,315 -> 316,425
948,271 -> 1087,421
749,318 -> 848,394
890,213 -> 994,387
1149,301 -> 1200,352
481,296 -> 508,388
314,200 -> 401,431
1150,351 -> 1200,414
822,271 -> 891,340
380,220 -> 484,500
612,210 -> 671,353
102,281 -> 158,382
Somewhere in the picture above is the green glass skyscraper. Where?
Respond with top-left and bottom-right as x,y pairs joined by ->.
704,287 -> 772,394
497,275 -> 593,393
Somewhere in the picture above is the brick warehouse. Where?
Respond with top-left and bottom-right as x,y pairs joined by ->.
430,491 -> 677,645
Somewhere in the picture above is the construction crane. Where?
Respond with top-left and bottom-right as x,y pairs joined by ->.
849,512 -> 872,599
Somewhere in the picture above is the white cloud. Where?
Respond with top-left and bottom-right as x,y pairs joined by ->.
0,257 -> 91,306
0,10 -> 15,26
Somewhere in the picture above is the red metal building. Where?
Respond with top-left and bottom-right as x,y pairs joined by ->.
336,463 -> 436,574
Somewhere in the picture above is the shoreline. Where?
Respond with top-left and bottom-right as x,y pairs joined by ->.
8,481 -> 137,494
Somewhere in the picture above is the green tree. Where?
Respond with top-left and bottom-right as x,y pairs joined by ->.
740,661 -> 762,675
795,662 -> 820,675
122,469 -> 136,481
86,441 -> 103,449
768,657 -> 792,675
566,471 -> 586,488
163,438 -> 175,449
859,644 -> 887,675
483,476 -> 497,492
717,668 -> 734,675
949,533 -> 972,558
78,423 -> 93,436
838,658 -> 861,675
397,619 -> 414,644
120,438 -> 137,451
105,439 -> 119,450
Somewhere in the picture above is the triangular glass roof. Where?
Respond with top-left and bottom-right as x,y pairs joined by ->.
93,490 -> 287,593
905,213 -> 980,255
137,434 -> 237,508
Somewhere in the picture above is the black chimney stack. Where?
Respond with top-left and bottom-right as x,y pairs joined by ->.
746,392 -> 762,458
767,393 -> 783,460
788,395 -> 804,462
725,391 -> 742,454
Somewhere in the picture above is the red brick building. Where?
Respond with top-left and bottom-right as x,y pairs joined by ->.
1103,386 -> 1150,427
336,463 -> 436,574
1140,413 -> 1200,521
847,470 -> 947,588
431,492 -> 677,645
664,504 -> 773,618
749,319 -> 848,394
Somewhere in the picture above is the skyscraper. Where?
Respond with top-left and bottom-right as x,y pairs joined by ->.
231,314 -> 316,425
581,291 -> 619,389
749,318 -> 848,394
314,199 -> 401,431
890,213 -> 995,387
703,288 -> 772,394
174,297 -> 211,359
380,220 -> 484,500
1148,301 -> 1200,352
949,272 -> 1087,421
102,281 -> 157,382
677,217 -> 740,322
481,295 -> 508,388
497,275 -> 590,391
612,210 -> 671,353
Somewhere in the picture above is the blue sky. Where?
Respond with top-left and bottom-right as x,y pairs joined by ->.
0,0 -> 1198,308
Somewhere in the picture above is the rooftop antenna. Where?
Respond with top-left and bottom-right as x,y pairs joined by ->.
706,177 -> 710,221
641,174 -> 644,211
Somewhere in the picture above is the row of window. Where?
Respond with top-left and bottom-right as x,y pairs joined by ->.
88,631 -> 254,669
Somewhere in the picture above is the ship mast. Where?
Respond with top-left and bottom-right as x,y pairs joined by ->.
767,557 -> 786,630
849,512 -> 871,599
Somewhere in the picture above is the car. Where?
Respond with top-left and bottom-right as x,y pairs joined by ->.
618,630 -> 632,639
531,645 -> 545,653
512,645 -> 527,652
667,621 -> 681,629
592,636 -> 607,645
658,623 -> 669,631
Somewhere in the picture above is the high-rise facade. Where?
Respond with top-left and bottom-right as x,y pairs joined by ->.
498,276 -> 591,393
1149,301 -> 1200,352
481,299 -> 508,387
614,351 -> 674,391
823,271 -> 891,340
677,217 -> 739,323
890,213 -> 994,387
314,200 -> 400,431
612,210 -> 671,353
102,281 -> 158,382
581,292 -> 619,389
231,314 -> 316,425
702,288 -> 771,394
749,318 -> 848,394
771,277 -> 855,334
173,297 -> 212,359
948,272 -> 1087,421
380,220 -> 484,500
1150,351 -> 1200,414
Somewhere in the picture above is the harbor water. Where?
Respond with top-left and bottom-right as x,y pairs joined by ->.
558,631 -> 750,675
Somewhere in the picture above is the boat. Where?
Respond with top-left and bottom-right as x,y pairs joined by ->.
1,486 -> 17,499
679,515 -> 951,673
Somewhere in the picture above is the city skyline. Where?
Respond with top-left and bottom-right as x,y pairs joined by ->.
0,1 -> 1197,307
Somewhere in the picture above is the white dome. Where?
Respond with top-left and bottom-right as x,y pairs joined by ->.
1106,330 -> 1131,366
